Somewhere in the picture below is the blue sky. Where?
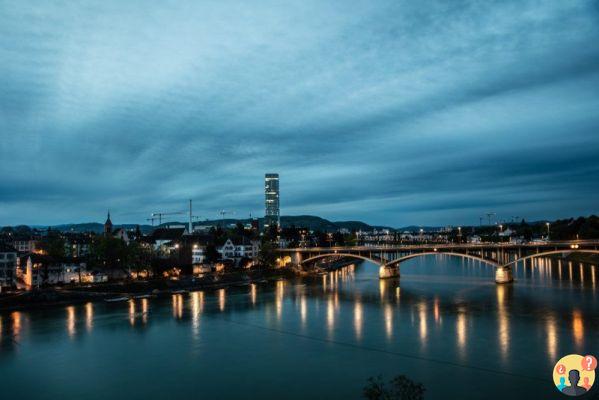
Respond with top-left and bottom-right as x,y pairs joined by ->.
1,0 -> 598,227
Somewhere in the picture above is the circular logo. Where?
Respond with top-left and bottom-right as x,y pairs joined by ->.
553,354 -> 596,396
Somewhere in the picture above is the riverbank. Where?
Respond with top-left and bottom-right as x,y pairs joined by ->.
0,268 -> 296,312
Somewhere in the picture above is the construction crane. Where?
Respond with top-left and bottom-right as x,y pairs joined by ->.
219,210 -> 235,227
151,210 -> 185,226
146,216 -> 159,226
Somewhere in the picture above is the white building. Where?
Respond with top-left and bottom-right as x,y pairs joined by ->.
12,239 -> 37,253
19,254 -> 87,288
218,239 -> 260,260
113,228 -> 131,244
468,235 -> 482,244
192,245 -> 206,264
498,228 -> 514,237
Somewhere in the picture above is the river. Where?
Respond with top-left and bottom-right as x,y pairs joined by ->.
1,255 -> 597,399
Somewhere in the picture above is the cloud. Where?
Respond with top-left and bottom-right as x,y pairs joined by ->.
1,0 -> 598,226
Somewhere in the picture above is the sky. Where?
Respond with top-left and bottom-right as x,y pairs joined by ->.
1,0 -> 599,227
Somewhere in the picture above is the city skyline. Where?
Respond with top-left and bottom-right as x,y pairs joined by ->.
2,1 -> 599,227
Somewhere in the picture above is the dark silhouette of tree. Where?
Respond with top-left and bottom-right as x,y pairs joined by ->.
38,234 -> 66,258
258,240 -> 277,268
363,375 -> 425,400
205,244 -> 219,263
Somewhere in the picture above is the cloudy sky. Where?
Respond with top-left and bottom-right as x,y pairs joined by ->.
1,0 -> 598,227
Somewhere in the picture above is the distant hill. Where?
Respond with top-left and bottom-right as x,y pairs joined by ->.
49,223 -> 155,234
7,215 -> 393,233
396,225 -> 443,232
333,220 -> 395,231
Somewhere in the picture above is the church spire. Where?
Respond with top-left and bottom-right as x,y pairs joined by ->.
104,210 -> 113,236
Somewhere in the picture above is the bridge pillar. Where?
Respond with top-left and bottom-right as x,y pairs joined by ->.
495,266 -> 513,284
379,265 -> 399,279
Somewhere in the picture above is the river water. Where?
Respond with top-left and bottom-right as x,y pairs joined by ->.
1,255 -> 597,399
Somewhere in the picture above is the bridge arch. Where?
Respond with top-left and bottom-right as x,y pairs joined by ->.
384,251 -> 500,268
300,253 -> 382,266
502,249 -> 599,268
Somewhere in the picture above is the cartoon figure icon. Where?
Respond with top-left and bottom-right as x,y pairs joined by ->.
553,354 -> 596,397
562,370 -> 587,396
557,377 -> 567,391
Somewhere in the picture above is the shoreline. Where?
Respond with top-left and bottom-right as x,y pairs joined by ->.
0,268 -> 297,313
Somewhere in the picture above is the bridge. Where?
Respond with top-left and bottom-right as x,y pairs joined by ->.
277,241 -> 599,283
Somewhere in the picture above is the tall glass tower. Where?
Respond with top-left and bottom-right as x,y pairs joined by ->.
264,173 -> 280,229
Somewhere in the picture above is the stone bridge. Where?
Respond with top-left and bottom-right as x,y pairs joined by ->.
276,241 -> 599,283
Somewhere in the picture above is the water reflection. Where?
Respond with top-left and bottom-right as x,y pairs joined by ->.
191,291 -> 203,337
572,310 -> 584,348
85,302 -> 93,332
276,281 -> 284,320
326,296 -> 335,337
354,300 -> 363,340
11,311 -> 21,339
545,314 -> 557,362
418,302 -> 427,346
433,297 -> 441,326
496,284 -> 510,362
1,255 -> 597,396
172,294 -> 183,319
250,284 -> 257,305
456,310 -> 467,358
300,294 -> 307,327
218,289 -> 225,312
129,300 -> 136,325
384,304 -> 393,340
67,306 -> 76,338
142,298 -> 149,325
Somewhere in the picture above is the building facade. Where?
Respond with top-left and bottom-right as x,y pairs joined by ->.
217,238 -> 260,260
264,173 -> 280,229
0,244 -> 17,289
19,254 -> 87,288
12,237 -> 38,253
192,245 -> 206,264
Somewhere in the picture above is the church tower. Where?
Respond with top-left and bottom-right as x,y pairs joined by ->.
104,211 -> 113,237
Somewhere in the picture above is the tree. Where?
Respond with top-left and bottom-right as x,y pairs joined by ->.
519,219 -> 533,241
38,234 -> 66,258
235,222 -> 245,237
258,240 -> 277,269
88,236 -> 129,271
205,244 -> 220,263
126,241 -> 153,275
363,375 -> 425,400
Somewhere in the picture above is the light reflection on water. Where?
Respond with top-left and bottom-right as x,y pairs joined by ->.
1,256 -> 597,399
85,302 -> 93,332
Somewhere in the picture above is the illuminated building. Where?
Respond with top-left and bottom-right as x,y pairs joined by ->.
264,173 -> 280,229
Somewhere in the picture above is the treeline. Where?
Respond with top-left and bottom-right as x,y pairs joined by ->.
546,215 -> 599,240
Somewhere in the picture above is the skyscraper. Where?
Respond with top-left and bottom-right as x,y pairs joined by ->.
264,173 -> 280,229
